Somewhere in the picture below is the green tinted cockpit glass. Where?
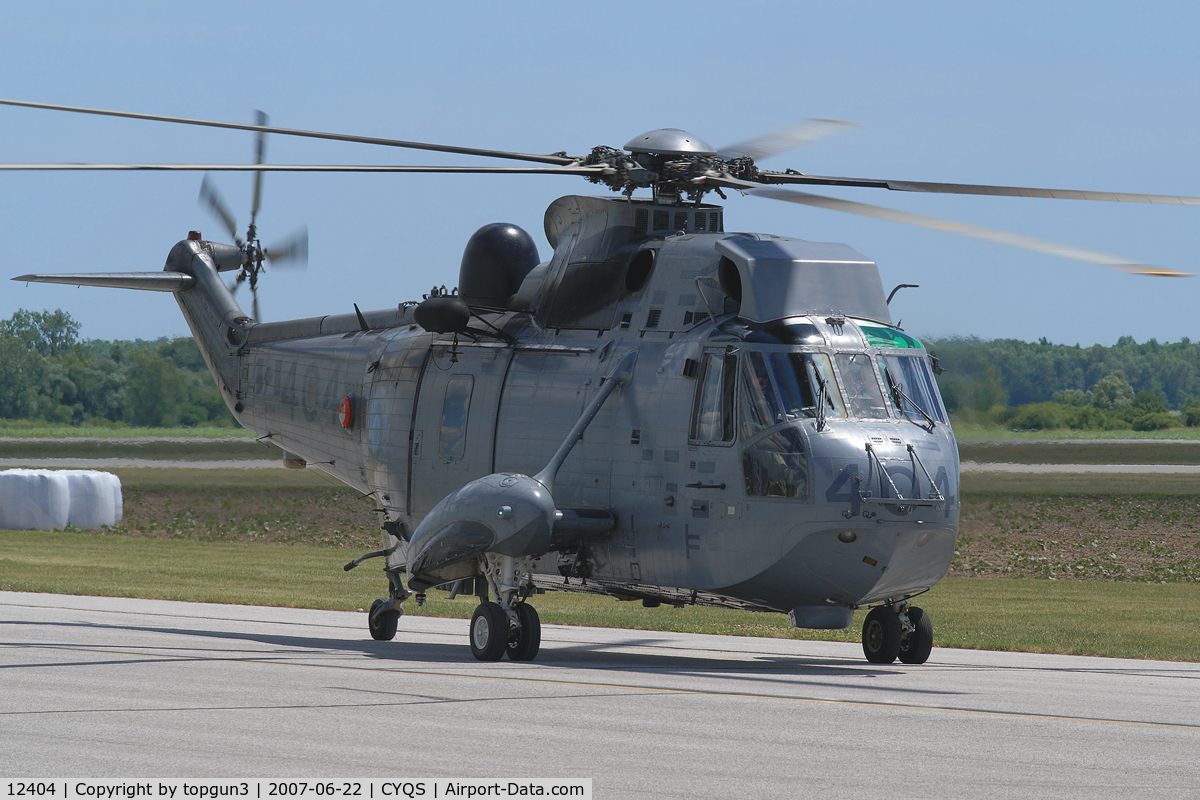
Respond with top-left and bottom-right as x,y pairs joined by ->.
854,320 -> 923,350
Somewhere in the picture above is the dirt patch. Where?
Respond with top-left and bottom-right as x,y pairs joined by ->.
954,495 -> 1200,582
98,487 -> 381,550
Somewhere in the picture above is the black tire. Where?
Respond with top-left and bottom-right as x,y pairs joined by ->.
506,603 -> 541,662
862,605 -> 902,664
368,599 -> 399,641
898,606 -> 934,665
470,602 -> 508,661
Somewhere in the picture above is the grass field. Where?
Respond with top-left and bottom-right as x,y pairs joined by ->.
1,529 -> 1197,662
0,423 -> 255,439
951,423 -> 1200,442
959,439 -> 1200,465
961,471 -> 1200,495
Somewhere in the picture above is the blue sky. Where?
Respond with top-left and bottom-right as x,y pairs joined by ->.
3,1 -> 1199,346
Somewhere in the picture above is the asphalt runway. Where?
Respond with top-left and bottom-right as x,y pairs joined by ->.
2,592 -> 1197,799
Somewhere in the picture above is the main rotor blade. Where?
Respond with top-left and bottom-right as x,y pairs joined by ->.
718,119 -> 859,162
718,178 -> 1191,277
757,170 -> 1200,206
198,174 -> 240,242
0,98 -> 577,166
0,163 -> 609,175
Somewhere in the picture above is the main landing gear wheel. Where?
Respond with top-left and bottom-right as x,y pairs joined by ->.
897,606 -> 934,665
862,605 -> 902,664
470,601 -> 509,661
368,599 -> 399,641
506,603 -> 541,661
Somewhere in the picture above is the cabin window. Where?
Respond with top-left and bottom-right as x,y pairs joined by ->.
836,353 -> 889,419
740,351 -> 845,438
439,375 -> 474,459
742,427 -> 809,499
690,352 -> 737,443
877,354 -> 947,423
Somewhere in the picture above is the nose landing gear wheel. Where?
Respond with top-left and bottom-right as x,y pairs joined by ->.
506,603 -> 541,661
862,605 -> 902,664
470,601 -> 509,661
368,599 -> 399,641
897,606 -> 934,665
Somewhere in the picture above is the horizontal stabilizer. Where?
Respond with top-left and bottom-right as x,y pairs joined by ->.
11,271 -> 196,292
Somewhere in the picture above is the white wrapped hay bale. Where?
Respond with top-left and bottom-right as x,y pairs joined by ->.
0,469 -> 70,530
62,470 -> 123,528
0,469 -> 123,530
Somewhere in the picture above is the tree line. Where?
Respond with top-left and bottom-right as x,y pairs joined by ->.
0,309 -> 235,428
4,308 -> 1200,432
927,335 -> 1200,430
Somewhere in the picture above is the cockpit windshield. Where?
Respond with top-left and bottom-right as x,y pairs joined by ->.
835,352 -> 889,419
740,350 -> 845,438
878,354 -> 947,424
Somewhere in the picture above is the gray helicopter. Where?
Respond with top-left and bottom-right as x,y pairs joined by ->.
5,99 -> 1194,665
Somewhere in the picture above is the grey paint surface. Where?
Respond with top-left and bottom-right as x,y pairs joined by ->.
3,593 -> 1196,798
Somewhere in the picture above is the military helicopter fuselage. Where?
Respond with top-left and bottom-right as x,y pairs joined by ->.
29,104 -> 1150,666
155,190 -> 958,663
10,98 -> 1190,665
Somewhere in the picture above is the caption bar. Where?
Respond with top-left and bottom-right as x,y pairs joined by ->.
5,783 -> 591,800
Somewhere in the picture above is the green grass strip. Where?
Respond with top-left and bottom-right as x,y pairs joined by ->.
952,424 -> 1200,442
0,423 -> 256,439
2,530 -> 1196,662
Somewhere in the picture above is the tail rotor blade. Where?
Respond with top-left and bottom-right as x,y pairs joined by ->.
266,225 -> 308,269
248,110 -> 268,239
227,269 -> 247,296
199,174 -> 240,244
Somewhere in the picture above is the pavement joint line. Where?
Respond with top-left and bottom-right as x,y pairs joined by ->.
6,641 -> 1199,733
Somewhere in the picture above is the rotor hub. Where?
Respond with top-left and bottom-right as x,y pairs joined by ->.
623,128 -> 718,157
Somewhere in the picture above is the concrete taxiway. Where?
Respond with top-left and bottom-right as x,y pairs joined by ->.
2,592 -> 1197,798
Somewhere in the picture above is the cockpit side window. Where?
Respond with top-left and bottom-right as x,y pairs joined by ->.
878,354 -> 947,423
835,353 -> 889,419
742,427 -> 809,499
740,351 -> 845,437
690,352 -> 737,443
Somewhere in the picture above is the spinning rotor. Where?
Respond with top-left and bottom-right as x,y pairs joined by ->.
0,97 -> 1195,278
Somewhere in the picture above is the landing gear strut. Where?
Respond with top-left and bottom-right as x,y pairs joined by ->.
368,598 -> 401,641
468,599 -> 541,661
469,553 -> 542,662
367,569 -> 410,642
862,601 -> 933,665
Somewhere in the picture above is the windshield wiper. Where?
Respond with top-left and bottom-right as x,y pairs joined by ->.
886,372 -> 936,432
813,369 -> 830,432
